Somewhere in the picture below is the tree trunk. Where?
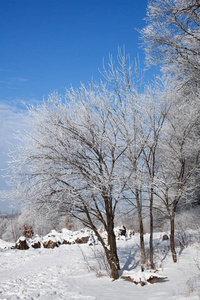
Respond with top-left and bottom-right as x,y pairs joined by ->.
140,219 -> 146,270
83,206 -> 120,279
108,230 -> 120,270
149,184 -> 154,269
106,250 -> 120,279
106,218 -> 120,279
136,190 -> 146,270
170,216 -> 177,263
93,229 -> 120,279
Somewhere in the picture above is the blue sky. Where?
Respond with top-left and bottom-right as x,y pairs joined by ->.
0,0 -> 150,212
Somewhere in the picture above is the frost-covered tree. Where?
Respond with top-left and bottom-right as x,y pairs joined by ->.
141,2 -> 200,263
100,52 -> 158,269
8,84 -> 131,279
154,91 -> 200,262
9,51 -> 164,275
141,0 -> 200,86
142,79 -> 171,268
100,52 -> 176,270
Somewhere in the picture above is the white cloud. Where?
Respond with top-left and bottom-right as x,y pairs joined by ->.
14,77 -> 28,82
0,80 -> 11,84
0,76 -> 28,86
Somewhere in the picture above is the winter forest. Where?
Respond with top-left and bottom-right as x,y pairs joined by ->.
0,0 -> 200,299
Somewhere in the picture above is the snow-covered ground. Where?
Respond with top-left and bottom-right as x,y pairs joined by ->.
0,229 -> 199,300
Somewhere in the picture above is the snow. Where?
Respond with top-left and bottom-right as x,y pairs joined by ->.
0,239 -> 14,249
0,230 -> 199,300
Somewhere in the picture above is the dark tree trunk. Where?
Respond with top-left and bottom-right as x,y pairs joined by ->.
150,184 -> 155,269
136,190 -> 146,269
108,229 -> 120,269
105,249 -> 120,279
106,216 -> 120,279
139,219 -> 146,269
93,228 -> 120,279
170,216 -> 177,263
82,205 -> 120,279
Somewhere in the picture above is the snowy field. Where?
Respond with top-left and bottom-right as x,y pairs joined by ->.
0,229 -> 199,300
